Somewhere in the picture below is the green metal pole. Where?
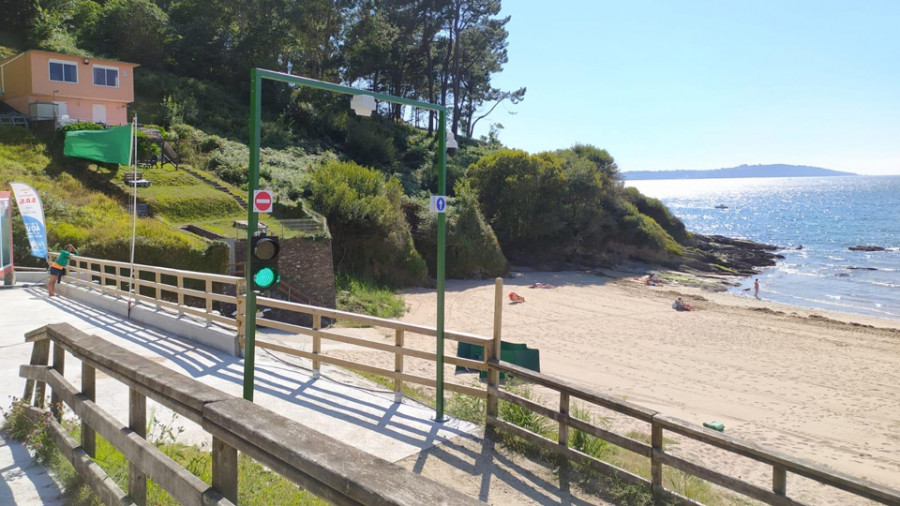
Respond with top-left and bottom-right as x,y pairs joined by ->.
435,111 -> 447,422
243,69 -> 262,402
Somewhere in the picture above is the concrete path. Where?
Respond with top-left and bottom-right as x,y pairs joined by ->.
0,283 -> 476,504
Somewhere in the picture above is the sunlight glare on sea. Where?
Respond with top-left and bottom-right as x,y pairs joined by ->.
626,176 -> 900,319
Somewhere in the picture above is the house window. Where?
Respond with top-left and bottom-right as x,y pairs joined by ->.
49,60 -> 77,83
93,65 -> 119,88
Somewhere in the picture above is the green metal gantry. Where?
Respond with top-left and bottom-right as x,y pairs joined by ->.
244,68 -> 450,421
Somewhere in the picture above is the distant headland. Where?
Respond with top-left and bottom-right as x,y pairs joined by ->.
622,164 -> 857,180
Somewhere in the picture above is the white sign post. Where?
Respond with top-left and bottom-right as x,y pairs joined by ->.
253,189 -> 273,213
429,195 -> 447,213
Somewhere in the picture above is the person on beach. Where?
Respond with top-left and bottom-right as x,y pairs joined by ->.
672,297 -> 694,311
47,244 -> 78,297
754,278 -> 760,299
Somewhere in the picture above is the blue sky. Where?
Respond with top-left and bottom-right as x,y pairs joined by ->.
482,1 -> 900,175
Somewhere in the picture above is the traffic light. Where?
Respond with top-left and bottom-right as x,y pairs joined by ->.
250,234 -> 280,290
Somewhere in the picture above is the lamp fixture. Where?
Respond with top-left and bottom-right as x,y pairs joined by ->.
445,130 -> 458,157
350,93 -> 376,117
83,58 -> 89,65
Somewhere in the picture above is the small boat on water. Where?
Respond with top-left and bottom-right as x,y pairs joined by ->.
715,204 -> 729,209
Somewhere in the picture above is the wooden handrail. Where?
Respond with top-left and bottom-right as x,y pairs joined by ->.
19,323 -> 484,506
485,359 -> 900,506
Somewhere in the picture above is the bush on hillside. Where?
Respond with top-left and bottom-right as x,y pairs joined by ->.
409,181 -> 508,279
304,160 -> 426,287
468,149 -> 568,250
622,187 -> 688,243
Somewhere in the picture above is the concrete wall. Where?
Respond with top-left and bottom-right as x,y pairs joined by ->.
56,278 -> 240,356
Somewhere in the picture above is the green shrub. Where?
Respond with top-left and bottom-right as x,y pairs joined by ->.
622,187 -> 688,243
305,160 -> 427,287
334,274 -> 406,318
409,180 -> 508,279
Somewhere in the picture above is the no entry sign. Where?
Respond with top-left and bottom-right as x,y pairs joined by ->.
253,189 -> 273,213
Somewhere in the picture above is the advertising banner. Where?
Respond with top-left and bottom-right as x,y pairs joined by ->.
10,182 -> 47,258
0,191 -> 12,283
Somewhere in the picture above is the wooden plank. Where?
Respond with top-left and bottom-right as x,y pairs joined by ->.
69,254 -> 240,283
558,392 -> 569,448
212,436 -> 238,504
129,388 -> 147,506
394,329 -> 404,398
255,295 -> 492,345
24,407 -> 134,506
487,278 -> 503,435
492,360 -> 658,422
655,451 -> 803,506
23,335 -> 50,405
312,314 -> 322,374
774,464 -> 787,496
487,416 -> 650,488
29,366 -> 230,506
82,363 -> 96,458
398,373 -> 487,399
492,387 -> 651,457
51,342 -> 65,419
651,420 -> 663,491
653,414 -> 900,505
203,398 -> 484,506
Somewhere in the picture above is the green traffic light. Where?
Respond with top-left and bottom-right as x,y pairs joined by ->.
253,266 -> 277,289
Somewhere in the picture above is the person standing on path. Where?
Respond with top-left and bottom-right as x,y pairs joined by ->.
754,278 -> 760,299
47,244 -> 78,297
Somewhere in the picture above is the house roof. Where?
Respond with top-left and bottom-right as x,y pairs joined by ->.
0,49 -> 140,69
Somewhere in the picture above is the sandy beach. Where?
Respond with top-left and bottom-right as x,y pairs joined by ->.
381,268 -> 900,505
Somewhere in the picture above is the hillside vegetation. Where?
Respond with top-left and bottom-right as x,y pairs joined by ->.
1,2 -> 771,287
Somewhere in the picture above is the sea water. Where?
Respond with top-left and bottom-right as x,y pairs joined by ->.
626,175 -> 900,320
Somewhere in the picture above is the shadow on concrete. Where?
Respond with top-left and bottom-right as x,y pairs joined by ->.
409,431 -> 600,505
0,434 -> 64,506
29,287 -> 470,453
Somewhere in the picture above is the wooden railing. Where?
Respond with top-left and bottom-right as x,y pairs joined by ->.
56,253 -> 245,346
485,360 -> 900,506
18,323 -> 483,506
253,295 -> 492,401
41,260 -> 900,505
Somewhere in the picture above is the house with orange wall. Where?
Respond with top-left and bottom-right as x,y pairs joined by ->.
0,50 -> 138,126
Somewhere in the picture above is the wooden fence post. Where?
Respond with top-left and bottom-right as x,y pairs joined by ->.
651,416 -> 663,494
773,464 -> 787,496
394,329 -> 404,402
235,281 -> 246,354
176,275 -> 184,316
24,337 -> 50,407
312,313 -> 322,378
205,279 -> 213,326
486,277 -> 503,438
559,392 -> 570,448
51,342 -> 65,419
129,388 -> 147,505
212,436 -> 238,504
82,363 -> 96,458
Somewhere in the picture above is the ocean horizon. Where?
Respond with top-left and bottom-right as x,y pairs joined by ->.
627,175 -> 900,321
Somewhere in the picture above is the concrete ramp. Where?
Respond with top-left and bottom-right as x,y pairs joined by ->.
0,285 -> 477,503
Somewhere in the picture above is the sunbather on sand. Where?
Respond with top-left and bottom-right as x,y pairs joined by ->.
508,292 -> 526,304
672,297 -> 695,311
529,282 -> 555,289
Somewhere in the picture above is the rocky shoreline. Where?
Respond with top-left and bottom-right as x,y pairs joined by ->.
680,234 -> 783,275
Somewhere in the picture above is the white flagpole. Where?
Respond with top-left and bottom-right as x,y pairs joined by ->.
128,114 -> 138,317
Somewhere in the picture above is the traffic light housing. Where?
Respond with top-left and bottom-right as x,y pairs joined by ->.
250,234 -> 280,290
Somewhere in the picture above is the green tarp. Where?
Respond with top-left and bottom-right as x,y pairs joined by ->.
457,341 -> 540,381
64,125 -> 132,165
